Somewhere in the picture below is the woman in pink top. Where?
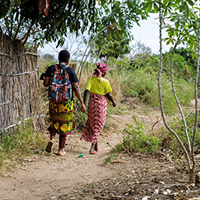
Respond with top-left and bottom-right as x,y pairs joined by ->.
80,62 -> 116,154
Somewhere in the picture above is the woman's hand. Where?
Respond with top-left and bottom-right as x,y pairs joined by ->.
106,93 -> 116,107
72,82 -> 86,113
113,101 -> 116,107
81,103 -> 86,113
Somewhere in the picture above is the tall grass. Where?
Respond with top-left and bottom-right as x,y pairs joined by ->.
0,119 -> 46,173
120,69 -> 194,114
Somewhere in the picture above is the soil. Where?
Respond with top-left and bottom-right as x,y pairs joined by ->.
1,97 -> 200,200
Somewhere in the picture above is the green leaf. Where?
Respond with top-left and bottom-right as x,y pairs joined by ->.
153,3 -> 159,12
175,0 -> 181,4
184,6 -> 189,18
114,23 -> 122,31
186,0 -> 195,6
163,0 -> 169,5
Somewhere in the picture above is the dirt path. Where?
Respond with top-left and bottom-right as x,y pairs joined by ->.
0,116 -> 127,200
0,98 -> 199,200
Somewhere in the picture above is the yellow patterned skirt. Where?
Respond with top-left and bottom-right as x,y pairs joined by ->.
48,100 -> 73,135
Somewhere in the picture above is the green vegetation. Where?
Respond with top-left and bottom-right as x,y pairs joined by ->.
122,69 -> 194,114
108,46 -> 195,115
113,115 -> 161,154
0,119 -> 46,173
161,111 -> 200,154
104,153 -> 118,164
112,110 -> 200,159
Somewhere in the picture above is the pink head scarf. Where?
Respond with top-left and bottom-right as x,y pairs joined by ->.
92,62 -> 108,82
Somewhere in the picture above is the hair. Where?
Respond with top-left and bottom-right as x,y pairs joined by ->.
58,50 -> 70,62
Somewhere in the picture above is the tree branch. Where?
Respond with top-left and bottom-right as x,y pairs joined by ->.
21,20 -> 34,44
14,11 -> 22,39
169,34 -> 191,154
191,16 -> 200,160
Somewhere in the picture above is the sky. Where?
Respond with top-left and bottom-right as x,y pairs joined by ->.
39,13 -> 173,58
131,13 -> 172,54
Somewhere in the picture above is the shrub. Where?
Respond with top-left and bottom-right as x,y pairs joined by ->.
113,115 -> 161,154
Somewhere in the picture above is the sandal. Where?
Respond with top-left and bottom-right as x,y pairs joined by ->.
57,151 -> 66,156
56,152 -> 66,156
45,140 -> 54,153
89,150 -> 99,155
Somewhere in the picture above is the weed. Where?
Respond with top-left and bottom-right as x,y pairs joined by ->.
113,115 -> 161,154
0,119 -> 46,173
107,142 -> 112,148
104,153 -> 118,164
107,104 -> 127,115
88,182 -> 96,188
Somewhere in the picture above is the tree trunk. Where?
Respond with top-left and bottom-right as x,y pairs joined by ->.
189,164 -> 196,184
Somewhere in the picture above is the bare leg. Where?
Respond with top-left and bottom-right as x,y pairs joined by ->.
50,129 -> 56,142
89,143 -> 98,154
46,129 -> 56,153
90,143 -> 95,152
57,134 -> 66,156
95,142 -> 98,152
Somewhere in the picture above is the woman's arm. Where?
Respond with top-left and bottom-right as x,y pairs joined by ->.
83,90 -> 90,105
106,92 -> 116,107
72,82 -> 86,113
43,76 -> 50,87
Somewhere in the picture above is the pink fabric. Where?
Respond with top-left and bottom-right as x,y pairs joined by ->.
92,62 -> 108,82
80,93 -> 107,144
97,62 -> 108,73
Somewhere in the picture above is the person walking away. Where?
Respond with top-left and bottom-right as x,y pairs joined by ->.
43,50 -> 85,156
80,62 -> 116,155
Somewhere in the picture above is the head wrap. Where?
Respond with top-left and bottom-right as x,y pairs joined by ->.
92,62 -> 108,82
58,50 -> 70,62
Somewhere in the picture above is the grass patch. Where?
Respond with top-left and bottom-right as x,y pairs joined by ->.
0,119 -> 47,173
104,153 -> 118,164
120,69 -> 194,115
113,115 -> 161,154
107,103 -> 127,115
160,110 -> 200,155
112,110 -> 200,158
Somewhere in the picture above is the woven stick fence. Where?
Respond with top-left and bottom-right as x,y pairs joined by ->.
0,32 -> 45,135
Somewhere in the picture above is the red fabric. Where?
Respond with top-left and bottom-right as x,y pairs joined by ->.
80,93 -> 107,143
59,134 -> 67,148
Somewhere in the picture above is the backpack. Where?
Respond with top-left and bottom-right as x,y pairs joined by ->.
48,65 -> 72,102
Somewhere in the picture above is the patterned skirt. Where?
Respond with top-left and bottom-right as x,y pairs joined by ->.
80,93 -> 107,143
48,100 -> 73,135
